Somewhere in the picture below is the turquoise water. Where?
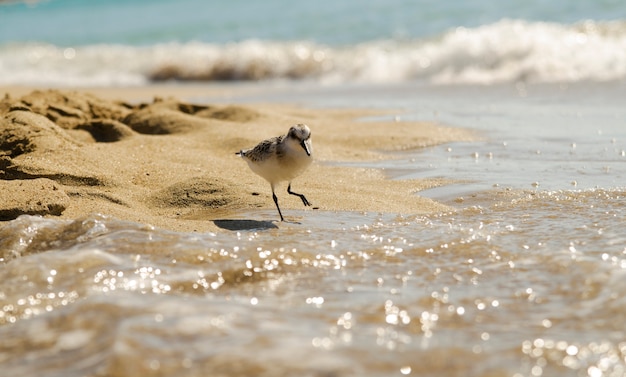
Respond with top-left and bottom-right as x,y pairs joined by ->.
1,0 -> 624,45
1,0 -> 625,85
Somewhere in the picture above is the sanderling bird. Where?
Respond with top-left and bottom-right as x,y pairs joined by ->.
236,124 -> 313,221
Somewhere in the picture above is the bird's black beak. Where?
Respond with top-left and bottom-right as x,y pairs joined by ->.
300,139 -> 311,156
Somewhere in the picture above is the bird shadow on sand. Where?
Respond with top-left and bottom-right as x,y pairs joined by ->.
212,219 -> 278,231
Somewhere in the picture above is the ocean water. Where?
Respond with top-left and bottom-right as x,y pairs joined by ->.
1,0 -> 626,86
2,1 -> 626,376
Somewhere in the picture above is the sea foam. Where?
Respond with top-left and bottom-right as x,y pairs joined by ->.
1,19 -> 624,86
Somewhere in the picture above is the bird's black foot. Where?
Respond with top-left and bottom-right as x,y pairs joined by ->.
288,184 -> 311,207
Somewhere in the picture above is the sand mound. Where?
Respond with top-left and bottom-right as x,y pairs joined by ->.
196,105 -> 260,123
149,176 -> 238,209
7,89 -> 132,129
0,110 -> 81,158
123,106 -> 208,135
0,178 -> 68,220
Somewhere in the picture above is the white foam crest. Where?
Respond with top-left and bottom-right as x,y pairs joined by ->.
1,19 -> 625,86
326,19 -> 626,84
427,19 -> 626,84
0,42 -> 149,86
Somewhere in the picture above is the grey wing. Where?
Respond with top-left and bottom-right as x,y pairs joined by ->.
244,136 -> 282,162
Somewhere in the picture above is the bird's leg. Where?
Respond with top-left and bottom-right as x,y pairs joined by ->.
287,183 -> 311,207
271,186 -> 285,221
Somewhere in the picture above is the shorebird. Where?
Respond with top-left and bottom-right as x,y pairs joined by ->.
236,124 -> 313,221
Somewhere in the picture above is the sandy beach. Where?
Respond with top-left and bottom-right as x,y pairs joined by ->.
0,87 -> 475,233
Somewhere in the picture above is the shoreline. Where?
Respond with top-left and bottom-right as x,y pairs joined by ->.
0,86 -> 476,232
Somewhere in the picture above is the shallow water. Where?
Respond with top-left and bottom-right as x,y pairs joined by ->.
2,187 -> 626,376
244,81 -> 626,195
2,81 -> 626,376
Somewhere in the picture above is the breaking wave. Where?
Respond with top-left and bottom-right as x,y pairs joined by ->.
2,19 -> 625,86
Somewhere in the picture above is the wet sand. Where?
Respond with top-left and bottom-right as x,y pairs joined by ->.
0,87 -> 475,232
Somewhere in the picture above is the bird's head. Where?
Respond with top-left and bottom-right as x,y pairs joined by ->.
288,124 -> 312,156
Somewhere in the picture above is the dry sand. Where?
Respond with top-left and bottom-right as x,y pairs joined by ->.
0,87 -> 475,232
